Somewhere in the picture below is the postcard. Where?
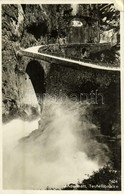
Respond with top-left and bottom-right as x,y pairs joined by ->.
0,0 -> 123,193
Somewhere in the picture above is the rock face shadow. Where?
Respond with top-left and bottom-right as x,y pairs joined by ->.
26,60 -> 46,110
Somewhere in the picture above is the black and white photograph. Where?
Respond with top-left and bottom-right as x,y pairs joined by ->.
1,1 -> 122,191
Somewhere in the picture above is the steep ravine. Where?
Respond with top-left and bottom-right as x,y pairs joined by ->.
2,4 -> 121,190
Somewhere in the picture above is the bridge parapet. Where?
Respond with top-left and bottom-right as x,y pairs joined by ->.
21,45 -> 120,72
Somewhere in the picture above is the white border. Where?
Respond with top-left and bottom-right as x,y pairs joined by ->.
0,0 -> 123,193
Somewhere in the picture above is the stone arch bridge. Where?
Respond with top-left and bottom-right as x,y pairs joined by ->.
20,45 -> 120,111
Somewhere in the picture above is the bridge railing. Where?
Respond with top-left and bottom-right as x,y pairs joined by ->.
21,46 -> 120,72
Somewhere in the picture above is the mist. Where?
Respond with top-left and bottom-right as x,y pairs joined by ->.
3,96 -> 109,189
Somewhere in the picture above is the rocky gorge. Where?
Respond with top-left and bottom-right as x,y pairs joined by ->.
2,4 -> 121,190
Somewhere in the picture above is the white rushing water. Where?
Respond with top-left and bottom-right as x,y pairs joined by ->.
3,96 -> 109,190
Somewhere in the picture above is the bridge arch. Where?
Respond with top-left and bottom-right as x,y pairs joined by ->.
26,60 -> 46,111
